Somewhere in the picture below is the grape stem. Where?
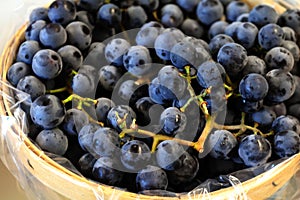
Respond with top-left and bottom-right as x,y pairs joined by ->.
119,128 -> 195,153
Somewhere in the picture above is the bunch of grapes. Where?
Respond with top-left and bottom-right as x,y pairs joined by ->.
6,0 -> 300,195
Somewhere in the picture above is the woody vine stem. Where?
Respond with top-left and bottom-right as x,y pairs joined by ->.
55,66 -> 274,153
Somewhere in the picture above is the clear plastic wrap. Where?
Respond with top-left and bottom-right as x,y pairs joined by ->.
0,0 -> 300,200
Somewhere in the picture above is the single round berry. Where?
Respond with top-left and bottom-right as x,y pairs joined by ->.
238,134 -> 272,167
30,94 -> 66,129
48,0 -> 76,25
39,23 -> 67,49
35,128 -> 68,155
32,49 -> 63,80
66,21 -> 92,50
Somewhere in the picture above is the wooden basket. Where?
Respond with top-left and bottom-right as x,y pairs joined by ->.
1,0 -> 300,199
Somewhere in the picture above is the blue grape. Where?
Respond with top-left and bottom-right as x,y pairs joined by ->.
17,75 -> 46,101
25,20 -> 47,42
92,157 -> 124,186
208,130 -> 237,159
39,23 -> 67,49
98,65 -> 122,91
274,130 -> 300,158
265,69 -> 296,103
252,106 -> 276,131
35,128 -> 68,155
97,3 -> 122,26
242,56 -> 267,76
157,65 -> 187,100
90,127 -> 121,158
76,11 -> 96,30
155,140 -> 185,170
264,47 -> 294,72
180,18 -> 204,39
176,0 -> 199,12
84,42 -> 107,68
239,98 -> 263,113
29,7 -> 49,23
136,165 -> 168,191
224,21 -> 241,38
125,6 -> 147,28
16,40 -> 41,65
123,45 -> 152,77
78,153 -> 97,178
107,105 -> 136,131
48,0 -> 76,25
208,21 -> 229,39
235,22 -> 258,49
239,73 -> 269,102
238,134 -> 272,167
258,23 -> 284,50
148,78 -> 169,105
281,40 -> 300,62
277,9 -> 300,37
105,38 -> 131,67
66,21 -> 92,51
196,0 -> 224,26
95,97 -> 115,123
272,115 -> 300,134
183,37 -> 211,65
166,151 -> 199,185
248,4 -> 279,27
170,41 -> 198,69
121,140 -> 151,171
62,108 -> 89,137
209,34 -> 234,59
197,60 -> 226,88
159,107 -> 187,137
154,28 -> 185,61
30,94 -> 66,129
161,4 -> 184,28
72,72 -> 96,98
236,13 -> 249,22
226,1 -> 249,22
136,26 -> 164,48
78,123 -> 102,151
58,45 -> 83,72
217,42 -> 248,76
7,62 -> 31,86
32,49 -> 63,80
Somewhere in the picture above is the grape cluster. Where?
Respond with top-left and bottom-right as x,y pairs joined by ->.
6,0 -> 300,196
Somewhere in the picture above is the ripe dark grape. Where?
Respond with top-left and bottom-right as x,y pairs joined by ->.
159,107 -> 187,137
274,130 -> 300,158
238,134 -> 272,167
160,4 -> 184,28
207,129 -> 237,160
92,157 -> 124,186
120,140 -> 151,171
217,42 -> 248,76
239,73 -> 269,102
196,0 -> 224,26
248,4 -> 279,27
226,1 -> 249,22
265,69 -> 296,103
30,94 -> 66,129
136,165 -> 168,191
35,128 -> 68,155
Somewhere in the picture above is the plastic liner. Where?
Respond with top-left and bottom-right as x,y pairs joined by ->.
0,0 -> 300,200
